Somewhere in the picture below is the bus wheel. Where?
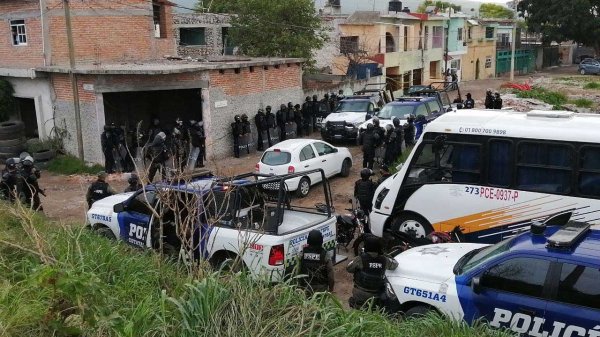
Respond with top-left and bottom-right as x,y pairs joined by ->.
390,214 -> 432,239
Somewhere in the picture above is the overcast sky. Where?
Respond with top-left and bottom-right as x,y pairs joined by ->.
173,0 -> 510,13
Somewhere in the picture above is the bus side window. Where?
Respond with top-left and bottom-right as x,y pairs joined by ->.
451,144 -> 481,183
579,147 -> 600,197
488,140 -> 512,187
517,142 -> 572,194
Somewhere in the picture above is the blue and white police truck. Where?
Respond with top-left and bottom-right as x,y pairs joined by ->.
86,170 -> 338,281
386,221 -> 600,336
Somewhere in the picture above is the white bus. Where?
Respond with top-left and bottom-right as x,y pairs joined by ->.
371,109 -> 600,243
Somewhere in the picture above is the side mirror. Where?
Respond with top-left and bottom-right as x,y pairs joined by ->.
471,276 -> 482,294
332,148 -> 338,153
113,202 -> 125,213
374,107 -> 381,112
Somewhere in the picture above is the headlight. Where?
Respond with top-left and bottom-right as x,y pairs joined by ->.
385,281 -> 397,300
374,188 -> 389,209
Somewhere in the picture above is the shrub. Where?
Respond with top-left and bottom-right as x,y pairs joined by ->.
0,79 -> 16,122
515,87 -> 568,107
583,82 -> 600,89
571,98 -> 594,108
47,155 -> 104,175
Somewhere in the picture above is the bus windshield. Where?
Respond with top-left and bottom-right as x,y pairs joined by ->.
376,105 -> 415,119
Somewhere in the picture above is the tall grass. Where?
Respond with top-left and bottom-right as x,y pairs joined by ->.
0,202 -> 513,337
583,82 -> 600,89
571,98 -> 594,108
47,155 -> 105,175
515,87 -> 568,108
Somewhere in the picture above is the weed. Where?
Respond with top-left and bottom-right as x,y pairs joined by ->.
47,155 -> 105,175
583,82 -> 600,89
571,98 -> 594,108
515,87 -> 568,106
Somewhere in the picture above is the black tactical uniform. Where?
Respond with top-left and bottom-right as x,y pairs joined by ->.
404,116 -> 416,147
231,115 -> 243,158
359,125 -> 377,169
265,106 -> 277,146
302,96 -> 312,135
255,108 -> 267,151
86,171 -> 115,208
276,104 -> 287,142
464,93 -> 475,109
147,132 -> 169,182
191,121 -> 206,168
346,235 -> 398,309
311,95 -> 319,131
0,158 -> 23,202
354,168 -> 376,214
101,125 -> 116,173
484,90 -> 494,109
493,92 -> 503,109
298,230 -> 335,294
294,104 -> 303,137
372,118 -> 385,147
393,117 -> 404,157
241,114 -> 252,154
21,157 -> 44,211
383,125 -> 398,166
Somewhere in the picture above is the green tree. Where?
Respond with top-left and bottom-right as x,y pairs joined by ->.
519,0 -> 600,54
417,1 -> 461,13
196,0 -> 327,67
0,79 -> 16,122
195,0 -> 239,13
479,3 -> 515,19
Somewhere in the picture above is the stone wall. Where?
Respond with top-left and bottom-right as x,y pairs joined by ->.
173,13 -> 232,59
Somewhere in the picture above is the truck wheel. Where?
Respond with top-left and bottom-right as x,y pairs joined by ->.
296,177 -> 311,198
96,226 -> 116,240
390,214 -> 432,239
580,69 -> 586,75
405,305 -> 433,318
340,158 -> 352,177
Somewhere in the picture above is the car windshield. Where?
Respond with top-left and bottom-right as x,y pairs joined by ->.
336,101 -> 370,112
454,238 -> 513,275
376,104 -> 415,119
261,151 -> 291,165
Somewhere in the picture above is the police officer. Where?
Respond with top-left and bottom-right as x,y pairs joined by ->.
359,124 -> 377,169
276,104 -> 287,141
124,173 -> 142,193
415,114 -> 427,140
286,102 -> 296,139
0,158 -> 23,202
21,156 -> 45,211
464,93 -> 475,109
255,108 -> 267,151
354,168 -> 376,215
346,235 -> 398,309
101,125 -> 116,174
484,89 -> 494,109
302,96 -> 312,135
241,114 -> 252,154
147,117 -> 162,145
377,164 -> 392,185
372,117 -> 385,145
147,132 -> 169,182
383,125 -> 398,166
404,115 -> 416,147
294,104 -> 303,137
189,121 -> 206,168
231,115 -> 243,158
265,106 -> 277,146
338,89 -> 345,100
392,117 -> 404,156
298,229 -> 335,294
493,92 -> 503,109
86,171 -> 115,208
311,95 -> 319,130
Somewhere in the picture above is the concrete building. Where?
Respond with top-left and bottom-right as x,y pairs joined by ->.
173,13 -> 235,59
462,19 -> 497,81
1,0 -> 303,163
442,13 -> 468,82
331,11 -> 447,96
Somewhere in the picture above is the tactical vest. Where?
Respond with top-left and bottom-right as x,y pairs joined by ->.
89,181 -> 110,203
300,246 -> 329,287
355,179 -> 375,205
354,253 -> 387,292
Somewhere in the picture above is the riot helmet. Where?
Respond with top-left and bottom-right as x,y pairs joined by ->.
305,96 -> 311,102
258,108 -> 264,114
372,117 -> 380,127
22,156 -> 34,167
128,173 -> 140,185
294,104 -> 301,109
266,106 -> 272,112
5,158 -> 18,170
287,102 -> 293,108
280,104 -> 286,110
97,171 -> 108,181
366,123 -> 374,131
241,114 -> 249,121
234,115 -> 241,122
307,229 -> 324,247
152,118 -> 160,126
312,94 -> 318,101
466,93 -> 472,99
392,117 -> 400,127
385,124 -> 393,132
360,168 -> 372,180
364,234 -> 383,254
324,93 -> 329,99
104,125 -> 111,132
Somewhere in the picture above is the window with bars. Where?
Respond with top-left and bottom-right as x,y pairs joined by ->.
340,36 -> 359,54
432,26 -> 443,48
457,28 -> 463,41
10,20 -> 27,46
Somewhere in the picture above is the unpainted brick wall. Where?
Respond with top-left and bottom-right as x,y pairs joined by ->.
0,1 -> 45,68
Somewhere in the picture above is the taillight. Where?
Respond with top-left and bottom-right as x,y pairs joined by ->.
288,166 -> 295,174
268,244 -> 285,266
255,163 -> 260,172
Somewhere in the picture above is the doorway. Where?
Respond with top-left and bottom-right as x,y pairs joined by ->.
15,97 -> 38,139
476,59 -> 480,80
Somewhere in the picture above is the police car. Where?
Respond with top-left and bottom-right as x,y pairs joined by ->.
386,221 -> 600,336
86,170 -> 338,281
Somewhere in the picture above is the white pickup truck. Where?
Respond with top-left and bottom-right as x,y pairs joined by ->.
86,170 -> 338,281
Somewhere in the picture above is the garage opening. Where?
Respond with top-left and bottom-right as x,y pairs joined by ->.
15,97 -> 38,139
103,88 -> 203,135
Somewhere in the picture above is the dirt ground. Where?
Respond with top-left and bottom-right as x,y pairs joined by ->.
33,65 -> 593,304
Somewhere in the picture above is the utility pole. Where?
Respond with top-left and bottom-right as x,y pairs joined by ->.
444,6 -> 451,78
510,24 -> 516,81
63,0 -> 84,160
